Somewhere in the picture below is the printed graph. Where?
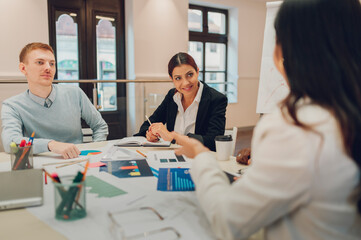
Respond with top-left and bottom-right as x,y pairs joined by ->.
80,150 -> 102,156
100,160 -> 153,178
157,168 -> 195,191
151,151 -> 186,163
158,154 -> 186,163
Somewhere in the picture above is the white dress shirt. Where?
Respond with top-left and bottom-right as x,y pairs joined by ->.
173,82 -> 203,135
191,102 -> 361,240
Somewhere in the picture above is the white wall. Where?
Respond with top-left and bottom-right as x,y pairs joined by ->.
0,0 -> 49,75
0,0 -> 49,151
125,0 -> 188,135
132,0 -> 189,78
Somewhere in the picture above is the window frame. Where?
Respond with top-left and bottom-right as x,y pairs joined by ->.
48,0 -> 127,140
189,4 -> 228,94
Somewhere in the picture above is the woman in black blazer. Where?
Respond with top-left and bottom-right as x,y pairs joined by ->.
135,52 -> 227,151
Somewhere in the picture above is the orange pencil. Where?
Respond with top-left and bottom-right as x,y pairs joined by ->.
14,146 -> 30,169
42,169 -> 59,183
75,161 -> 90,203
81,161 -> 90,182
136,150 -> 147,158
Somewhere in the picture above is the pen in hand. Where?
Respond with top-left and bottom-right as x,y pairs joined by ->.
145,115 -> 152,125
145,115 -> 160,141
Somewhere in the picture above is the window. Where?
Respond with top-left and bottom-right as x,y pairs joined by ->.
48,0 -> 127,139
96,17 -> 117,111
188,5 -> 228,95
55,12 -> 79,86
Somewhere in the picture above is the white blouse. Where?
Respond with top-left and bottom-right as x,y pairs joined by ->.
173,82 -> 203,135
191,103 -> 361,240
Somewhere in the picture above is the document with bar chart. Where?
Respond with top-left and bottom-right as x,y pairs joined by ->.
99,160 -> 153,178
157,168 -> 195,191
147,150 -> 190,169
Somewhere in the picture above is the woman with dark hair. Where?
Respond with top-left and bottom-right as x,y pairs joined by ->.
170,0 -> 361,239
134,52 -> 227,151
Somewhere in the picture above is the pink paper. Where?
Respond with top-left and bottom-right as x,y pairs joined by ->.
88,162 -> 107,168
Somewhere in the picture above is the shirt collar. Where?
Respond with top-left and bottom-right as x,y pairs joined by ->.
28,85 -> 56,108
173,81 -> 204,104
194,81 -> 203,103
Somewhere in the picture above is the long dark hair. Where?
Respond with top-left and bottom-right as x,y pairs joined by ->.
275,0 -> 361,213
168,52 -> 198,77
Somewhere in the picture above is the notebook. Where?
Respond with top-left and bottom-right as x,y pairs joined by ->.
0,169 -> 43,210
114,136 -> 171,147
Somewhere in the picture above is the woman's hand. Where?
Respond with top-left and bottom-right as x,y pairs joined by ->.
172,132 -> 209,158
236,147 -> 252,165
146,128 -> 159,142
150,123 -> 173,141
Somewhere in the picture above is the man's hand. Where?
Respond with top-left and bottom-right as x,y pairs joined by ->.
236,147 -> 251,165
172,132 -> 209,158
48,141 -> 81,159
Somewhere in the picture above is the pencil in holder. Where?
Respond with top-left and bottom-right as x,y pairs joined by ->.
11,145 -> 33,170
53,175 -> 86,221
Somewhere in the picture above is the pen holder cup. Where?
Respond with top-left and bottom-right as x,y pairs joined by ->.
53,176 -> 87,221
11,145 -> 33,170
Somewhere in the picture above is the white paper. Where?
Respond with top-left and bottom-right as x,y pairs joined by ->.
146,150 -> 191,170
101,146 -> 145,161
107,191 -> 217,240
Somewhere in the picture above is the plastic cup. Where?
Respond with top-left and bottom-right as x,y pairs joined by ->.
53,176 -> 86,221
11,145 -> 33,170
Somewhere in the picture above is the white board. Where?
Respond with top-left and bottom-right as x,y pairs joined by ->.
256,1 -> 289,113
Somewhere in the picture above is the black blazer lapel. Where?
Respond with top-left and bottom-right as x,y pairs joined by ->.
166,94 -> 178,132
195,84 -> 211,134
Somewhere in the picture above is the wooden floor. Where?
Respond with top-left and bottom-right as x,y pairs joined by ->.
233,127 -> 254,156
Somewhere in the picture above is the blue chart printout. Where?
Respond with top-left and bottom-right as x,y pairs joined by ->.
157,168 -> 195,191
100,160 -> 153,178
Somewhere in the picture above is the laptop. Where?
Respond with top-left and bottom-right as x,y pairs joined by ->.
0,169 -> 43,210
